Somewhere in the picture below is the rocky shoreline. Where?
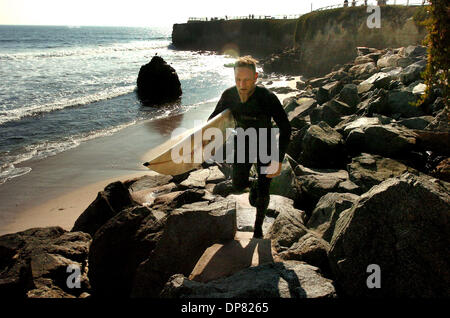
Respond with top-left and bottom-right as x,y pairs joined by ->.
1,45 -> 449,299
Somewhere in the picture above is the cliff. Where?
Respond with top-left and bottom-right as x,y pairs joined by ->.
293,5 -> 427,76
171,6 -> 427,77
172,19 -> 297,56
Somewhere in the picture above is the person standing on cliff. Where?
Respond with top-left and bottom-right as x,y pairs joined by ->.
208,56 -> 291,238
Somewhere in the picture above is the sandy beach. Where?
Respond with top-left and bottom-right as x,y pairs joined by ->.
0,101 -> 218,235
0,78 -> 296,236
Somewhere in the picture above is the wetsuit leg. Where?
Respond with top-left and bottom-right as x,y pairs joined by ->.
253,172 -> 271,238
231,162 -> 252,192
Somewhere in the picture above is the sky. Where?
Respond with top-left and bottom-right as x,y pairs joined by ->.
0,0 -> 416,27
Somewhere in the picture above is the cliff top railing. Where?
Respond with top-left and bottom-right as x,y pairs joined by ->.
187,0 -> 429,23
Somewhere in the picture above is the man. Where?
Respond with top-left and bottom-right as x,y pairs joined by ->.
208,56 -> 291,238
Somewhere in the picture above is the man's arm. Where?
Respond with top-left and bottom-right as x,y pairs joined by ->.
208,92 -> 229,121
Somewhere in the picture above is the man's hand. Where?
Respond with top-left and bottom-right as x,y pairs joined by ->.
266,161 -> 282,178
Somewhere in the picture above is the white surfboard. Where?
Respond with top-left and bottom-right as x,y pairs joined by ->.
143,109 -> 235,175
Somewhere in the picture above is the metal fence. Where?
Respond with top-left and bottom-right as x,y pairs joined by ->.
187,0 -> 429,23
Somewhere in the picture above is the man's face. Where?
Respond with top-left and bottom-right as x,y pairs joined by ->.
234,66 -> 258,102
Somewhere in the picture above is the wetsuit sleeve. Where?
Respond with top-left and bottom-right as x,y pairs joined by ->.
208,92 -> 229,121
269,93 -> 291,161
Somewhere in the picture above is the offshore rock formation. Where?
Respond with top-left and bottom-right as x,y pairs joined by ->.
136,55 -> 182,106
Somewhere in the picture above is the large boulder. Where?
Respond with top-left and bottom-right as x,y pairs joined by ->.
336,84 -> 360,109
345,124 -> 417,158
299,122 -> 345,169
328,173 -> 450,297
71,181 -> 134,237
348,62 -> 377,80
131,199 -> 236,297
306,192 -> 359,243
347,153 -> 417,193
286,98 -> 317,129
293,165 -> 361,213
387,89 -> 424,118
315,81 -> 343,104
161,261 -> 336,298
399,59 -> 427,85
310,103 -> 343,128
136,55 -> 182,105
269,155 -> 297,200
278,233 -> 332,277
0,227 -> 91,298
87,206 -> 156,297
361,72 -> 392,90
265,201 -> 308,252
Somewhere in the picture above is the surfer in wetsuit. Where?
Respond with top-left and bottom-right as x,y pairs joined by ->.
208,56 -> 291,238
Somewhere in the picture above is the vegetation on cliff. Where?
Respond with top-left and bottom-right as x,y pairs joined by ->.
417,0 -> 449,108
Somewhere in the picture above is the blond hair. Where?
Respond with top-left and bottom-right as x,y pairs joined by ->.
234,55 -> 258,73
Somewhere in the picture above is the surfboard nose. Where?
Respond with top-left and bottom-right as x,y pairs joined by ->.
143,162 -> 150,167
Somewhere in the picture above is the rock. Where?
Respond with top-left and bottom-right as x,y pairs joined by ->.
286,127 -> 308,162
299,122 -> 345,169
348,62 -> 377,80
188,232 -> 274,283
225,193 -> 274,233
136,55 -> 182,105
412,82 -> 426,95
161,261 -> 336,298
71,181 -> 134,237
399,60 -> 427,84
356,47 -> 372,56
307,77 -> 329,88
340,117 -> 381,137
326,69 -> 350,82
425,107 -> 450,133
316,81 -> 343,104
336,84 -> 360,109
285,97 -> 317,119
347,153 -> 416,193
359,89 -> 389,116
131,199 -> 237,297
131,183 -> 176,206
326,99 -> 354,116
404,45 -> 427,58
279,233 -> 332,277
0,227 -> 91,298
431,97 -> 445,116
432,158 -> 450,182
212,179 -> 237,197
414,130 -> 450,156
310,103 -> 343,128
293,166 -> 361,213
345,124 -> 417,158
376,53 -> 401,69
126,174 -> 172,192
328,173 -> 450,297
87,206 -> 153,297
266,202 -> 308,252
354,55 -> 374,65
361,72 -> 391,90
306,192 -> 359,243
269,155 -> 297,200
179,168 -> 211,189
205,166 -> 226,184
397,116 -> 434,130
150,189 -> 207,213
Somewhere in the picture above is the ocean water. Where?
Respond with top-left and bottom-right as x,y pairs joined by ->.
0,25 -> 236,185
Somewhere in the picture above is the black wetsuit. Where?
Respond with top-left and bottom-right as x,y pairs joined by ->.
208,85 -> 291,236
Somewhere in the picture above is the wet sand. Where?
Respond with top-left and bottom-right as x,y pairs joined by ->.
0,102 -> 216,235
